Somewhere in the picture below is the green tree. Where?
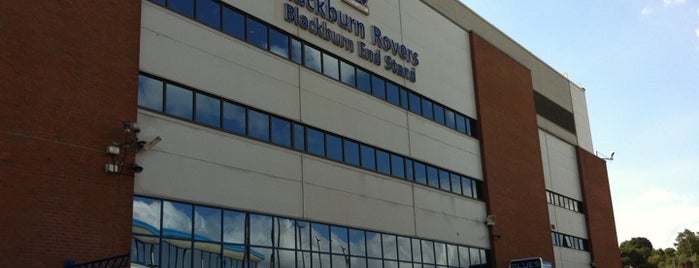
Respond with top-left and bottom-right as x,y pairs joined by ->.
620,237 -> 656,268
674,229 -> 699,265
649,248 -> 676,268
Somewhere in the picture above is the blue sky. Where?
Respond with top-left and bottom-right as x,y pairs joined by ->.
459,0 -> 699,249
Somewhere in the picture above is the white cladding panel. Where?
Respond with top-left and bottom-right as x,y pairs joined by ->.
571,83 -> 594,153
539,130 -> 582,200
553,247 -> 592,268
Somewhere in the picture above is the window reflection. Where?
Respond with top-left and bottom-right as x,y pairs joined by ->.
247,17 -> 268,50
195,93 -> 221,127
323,53 -> 340,80
248,109 -> 270,141
426,166 -> 439,188
386,82 -> 400,106
343,140 -> 360,166
408,92 -> 421,115
250,214 -> 273,246
356,68 -> 371,94
456,114 -> 467,134
414,162 -> 426,185
360,145 -> 376,170
196,0 -> 221,29
222,6 -> 245,39
382,234 -> 397,260
421,240 -> 435,264
366,232 -> 381,258
404,159 -> 414,181
169,0 -> 194,18
304,45 -> 322,72
290,38 -> 303,64
422,99 -> 434,120
439,170 -> 451,192
270,28 -> 289,58
223,102 -> 246,135
450,173 -> 462,195
307,128 -> 325,157
271,117 -> 292,147
311,223 -> 330,252
391,154 -> 405,179
433,104 -> 445,125
293,123 -> 305,151
138,75 -> 163,111
165,84 -> 193,120
376,149 -> 391,175
340,61 -> 356,87
445,109 -> 456,129
326,134 -> 343,161
371,75 -> 386,100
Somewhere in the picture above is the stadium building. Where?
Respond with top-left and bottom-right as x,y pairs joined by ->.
1,0 -> 621,267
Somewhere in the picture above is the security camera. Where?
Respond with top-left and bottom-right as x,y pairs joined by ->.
131,164 -> 144,173
137,136 -> 162,151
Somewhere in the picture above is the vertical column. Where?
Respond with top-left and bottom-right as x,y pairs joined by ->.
470,32 -> 555,267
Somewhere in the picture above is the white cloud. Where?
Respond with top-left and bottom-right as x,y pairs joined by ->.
663,0 -> 686,6
641,7 -> 653,15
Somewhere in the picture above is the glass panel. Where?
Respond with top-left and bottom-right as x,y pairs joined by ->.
223,210 -> 245,244
223,6 -> 245,40
426,166 -> 439,188
297,221 -> 311,250
382,234 -> 397,260
433,104 -> 445,125
408,92 -> 421,115
399,88 -> 409,109
271,116 -> 292,147
162,201 -> 192,239
469,248 -> 480,265
311,223 -> 331,252
248,109 -> 270,141
385,260 -> 398,268
439,169 -> 451,192
278,249 -> 297,268
138,75 -> 163,111
368,259 -> 382,268
455,114 -> 467,134
371,75 -> 386,100
293,123 -> 305,151
149,0 -> 165,5
411,239 -> 422,263
349,229 -> 366,256
404,159 -> 414,181
386,82 -> 400,106
196,0 -> 221,29
331,226 -> 349,254
458,247 -> 470,267
165,84 -> 193,119
161,239 -> 191,268
376,149 -> 391,175
421,240 -> 435,264
291,38 -> 303,64
446,244 -> 459,267
132,196 -> 161,236
344,140 -> 360,166
421,99 -> 433,120
461,177 -> 474,198
323,53 -> 340,80
298,252 -> 312,268
397,236 -> 412,261
366,232 -> 381,258
391,154 -> 405,179
399,261 -> 412,268
194,206 -> 221,242
246,17 -> 268,50
450,173 -> 462,195
250,214 -> 272,246
223,102 -> 246,135
414,162 -> 426,185
326,134 -> 343,161
195,93 -> 221,127
340,61 -> 356,87
304,45 -> 322,72
275,217 -> 296,249
270,28 -> 289,58
307,128 -> 325,157
351,257 -> 367,268
360,145 -> 376,170
168,0 -> 194,18
472,180 -> 480,199
434,243 -> 447,265
356,68 -> 371,94
445,109 -> 456,129
250,247 -> 272,267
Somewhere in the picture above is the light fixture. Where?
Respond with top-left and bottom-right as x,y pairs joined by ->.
105,121 -> 160,175
106,145 -> 121,155
486,214 -> 496,226
105,163 -> 120,174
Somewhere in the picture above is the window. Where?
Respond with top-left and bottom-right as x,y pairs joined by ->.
421,99 -> 434,120
456,114 -> 467,134
399,88 -> 409,109
433,104 -> 445,125
360,145 -> 376,170
290,38 -> 303,64
371,75 -> 386,100
195,93 -> 221,127
439,169 -> 451,191
340,61 -> 355,87
450,173 -> 461,195
386,82 -> 400,106
326,134 -> 343,161
307,128 -> 325,157
222,7 -> 245,40
165,84 -> 193,120
426,166 -> 439,188
462,177 -> 474,198
293,123 -> 305,151
343,140 -> 360,166
271,117 -> 291,147
404,159 -> 414,181
408,92 -> 421,115
138,75 -> 163,111
196,0 -> 221,29
248,110 -> 269,141
322,53 -> 340,80
390,154 -> 405,179
246,18 -> 268,50
414,162 -> 426,185
269,28 -> 289,58
356,68 -> 371,94
304,45 -> 322,72
223,102 -> 246,135
168,0 -> 194,18
376,149 -> 391,175
445,109 -> 456,129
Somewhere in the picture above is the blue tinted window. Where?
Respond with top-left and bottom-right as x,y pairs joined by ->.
426,166 -> 439,188
445,109 -> 456,129
165,84 -> 193,120
422,99 -> 433,120
248,110 -> 269,141
434,104 -> 445,125
371,75 -> 386,100
322,53 -> 340,80
195,93 -> 221,127
138,75 -> 163,111
386,82 -> 400,106
290,38 -> 302,64
304,45 -> 322,72
196,0 -> 221,29
450,173 -> 462,195
472,180 -> 479,199
293,123 -> 305,151
390,154 -> 405,179
462,177 -> 473,198
376,150 -> 390,175
340,61 -> 355,87
465,118 -> 473,136
247,18 -> 268,50
408,92 -> 421,115
404,159 -> 414,181
269,28 -> 289,58
168,0 -> 194,17
456,114 -> 467,134
326,134 -> 343,161
223,102 -> 246,135
360,145 -> 375,170
414,162 -> 426,184
271,117 -> 291,147
399,88 -> 409,109
222,7 -> 245,40
439,169 -> 451,191
356,68 -> 371,94
344,140 -> 360,166
307,128 -> 325,157
150,0 -> 166,5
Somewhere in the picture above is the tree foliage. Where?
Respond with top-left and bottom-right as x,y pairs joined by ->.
623,229 -> 699,268
620,237 -> 655,268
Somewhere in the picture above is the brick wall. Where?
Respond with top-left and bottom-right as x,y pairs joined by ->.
0,1 -> 140,266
